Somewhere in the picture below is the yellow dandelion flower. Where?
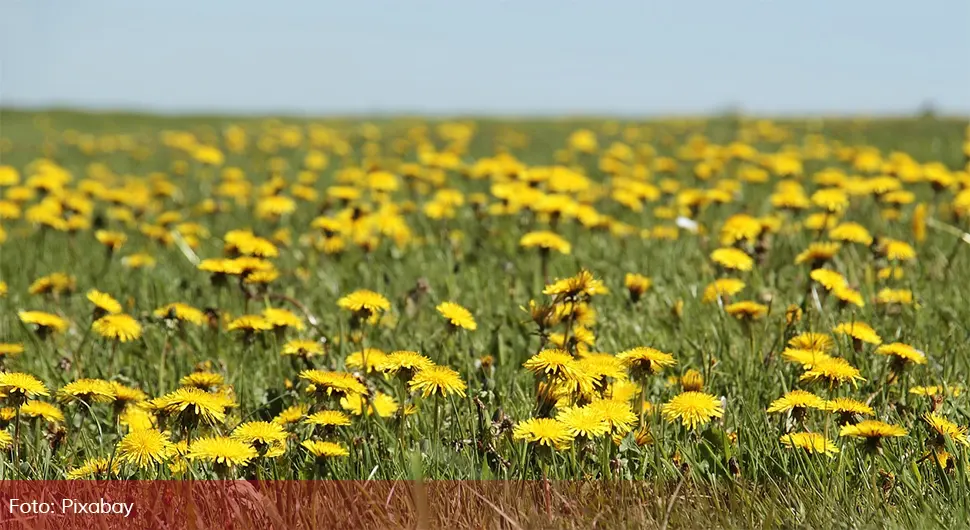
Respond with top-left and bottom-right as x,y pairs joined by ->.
800,357 -> 865,386
337,289 -> 391,317
923,413 -> 969,446
710,247 -> 754,271
624,273 -> 652,302
725,300 -> 768,320
616,346 -> 676,375
766,390 -> 829,413
179,372 -> 225,390
116,429 -> 175,468
302,440 -> 349,458
379,350 -> 435,377
18,311 -> 69,335
186,436 -> 258,467
780,432 -> 839,456
662,391 -> 724,430
875,342 -> 926,365
840,420 -> 907,440
519,230 -> 572,255
154,303 -> 206,325
86,289 -> 122,315
796,242 -> 841,265
833,321 -> 882,345
20,400 -> 65,423
543,269 -> 608,300
436,301 -> 477,331
556,406 -> 610,439
92,314 -> 142,342
513,418 -> 575,449
788,332 -> 834,353
409,366 -> 467,398
305,409 -> 352,427
67,457 -> 120,480
299,370 -> 367,397
281,339 -> 325,358
702,278 -> 745,303
57,378 -> 117,404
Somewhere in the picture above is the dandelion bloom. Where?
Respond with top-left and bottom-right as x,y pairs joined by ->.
523,349 -> 580,380
86,289 -> 122,315
702,278 -> 745,303
116,429 -> 175,468
150,387 -> 236,425
719,214 -> 762,245
186,436 -> 258,467
710,247 -> 754,271
513,418 -> 575,449
305,410 -> 352,428
0,431 -> 12,450
824,397 -> 874,418
20,400 -> 65,424
341,392 -> 400,418
832,285 -> 865,307
875,343 -> 926,365
57,378 -> 117,404
95,230 -> 127,251
878,239 -> 916,261
811,188 -> 849,213
800,357 -> 865,386
810,269 -> 847,291
923,413 -> 969,446
67,457 -> 120,479
833,321 -> 882,346
345,348 -> 388,373
725,300 -> 768,320
624,273 -> 652,302
18,311 -> 69,335
409,366 -> 467,398
795,242 -> 841,265
227,315 -> 273,333
788,333 -> 834,353
543,270 -> 608,300
0,343 -> 25,359
28,273 -> 76,296
337,290 -> 390,317
0,372 -> 50,403
781,348 -> 832,369
92,314 -> 142,342
766,390 -> 828,414
662,391 -> 724,430
281,339 -> 325,358
179,372 -> 225,390
780,432 -> 839,456
436,301 -> 477,331
231,421 -> 288,452
262,307 -> 305,330
272,404 -> 309,427
302,440 -> 349,458
379,350 -> 435,376
840,420 -> 907,440
519,230 -> 572,255
680,369 -> 704,391
616,347 -> 676,375
556,406 -> 610,439
829,222 -> 873,245
154,303 -> 206,325
299,370 -> 367,397
875,288 -> 914,306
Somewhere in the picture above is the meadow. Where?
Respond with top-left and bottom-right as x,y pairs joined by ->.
1,110 -> 969,528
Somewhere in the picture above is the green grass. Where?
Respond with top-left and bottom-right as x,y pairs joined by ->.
0,109 -> 969,528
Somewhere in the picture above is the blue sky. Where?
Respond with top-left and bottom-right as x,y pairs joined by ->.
2,0 -> 968,116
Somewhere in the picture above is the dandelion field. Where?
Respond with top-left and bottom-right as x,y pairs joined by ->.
1,110 -> 970,528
